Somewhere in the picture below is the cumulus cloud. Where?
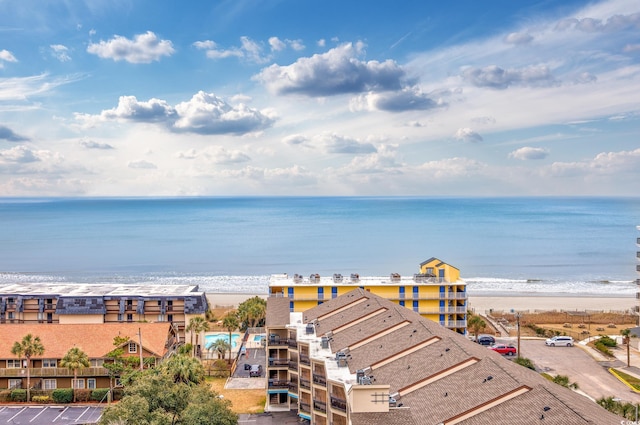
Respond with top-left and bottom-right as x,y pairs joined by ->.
504,32 -> 533,45
204,147 -> 251,164
555,12 -> 640,33
256,42 -> 406,96
194,36 -> 271,63
75,91 -> 275,135
173,91 -> 275,135
0,49 -> 17,67
350,87 -> 442,112
0,145 -> 39,163
221,165 -> 316,186
282,134 -> 309,145
508,147 -> 550,160
87,31 -> 175,63
316,133 -> 377,154
454,128 -> 483,143
461,65 -> 557,89
50,44 -> 71,62
128,160 -> 157,169
267,37 -> 303,51
0,125 -> 29,142
548,148 -> 640,176
80,140 -> 114,149
419,157 -> 487,179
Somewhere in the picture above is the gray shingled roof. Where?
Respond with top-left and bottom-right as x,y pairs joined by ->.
300,288 -> 620,425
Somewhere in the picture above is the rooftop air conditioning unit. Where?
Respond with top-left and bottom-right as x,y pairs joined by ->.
359,376 -> 372,385
306,324 -> 314,335
350,273 -> 360,283
333,273 -> 343,283
310,274 -> 320,283
294,274 -> 303,283
321,337 -> 329,349
390,273 -> 401,282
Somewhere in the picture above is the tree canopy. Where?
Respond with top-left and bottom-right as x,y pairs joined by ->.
237,296 -> 266,330
11,334 -> 45,401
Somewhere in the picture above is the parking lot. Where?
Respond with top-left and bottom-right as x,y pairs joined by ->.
0,405 -> 103,424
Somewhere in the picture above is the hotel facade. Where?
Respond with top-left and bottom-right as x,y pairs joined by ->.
268,258 -> 467,334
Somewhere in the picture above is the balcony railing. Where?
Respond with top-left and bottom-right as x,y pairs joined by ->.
268,358 -> 289,367
287,338 -> 298,349
299,378 -> 311,390
300,354 -> 310,366
312,374 -> 326,386
0,367 -> 108,377
313,400 -> 327,414
420,307 -> 467,314
299,402 -> 311,414
288,383 -> 298,393
438,293 -> 468,300
288,360 -> 298,371
440,320 -> 467,328
268,379 -> 289,389
330,396 -> 347,412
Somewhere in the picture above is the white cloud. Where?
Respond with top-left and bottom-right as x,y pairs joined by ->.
555,12 -> 640,32
454,128 -> 483,143
316,133 -> 377,154
0,49 -> 17,67
87,31 -> 175,63
461,65 -> 557,89
418,157 -> 487,179
0,145 -> 39,163
508,147 -> 550,160
50,44 -> 71,62
283,134 -> 309,145
624,43 -> 640,52
268,37 -> 286,51
75,92 -> 275,135
0,73 -> 77,102
128,160 -> 157,169
80,140 -> 114,149
504,32 -> 533,45
547,148 -> 640,176
350,87 -> 442,112
0,125 -> 29,142
194,36 -> 269,63
256,42 -> 406,96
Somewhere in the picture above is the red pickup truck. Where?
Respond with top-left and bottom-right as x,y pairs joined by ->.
488,344 -> 517,356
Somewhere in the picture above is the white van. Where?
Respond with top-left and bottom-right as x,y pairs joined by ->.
545,336 -> 574,347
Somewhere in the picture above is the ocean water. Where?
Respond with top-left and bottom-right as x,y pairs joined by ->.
0,197 -> 638,297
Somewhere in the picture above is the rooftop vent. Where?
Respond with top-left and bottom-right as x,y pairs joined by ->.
390,273 -> 401,282
293,274 -> 303,283
305,324 -> 314,335
310,273 -> 320,283
333,273 -> 343,283
350,273 -> 360,282
359,376 -> 372,385
321,336 -> 329,349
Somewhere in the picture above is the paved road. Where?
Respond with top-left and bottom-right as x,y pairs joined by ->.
494,337 -> 640,404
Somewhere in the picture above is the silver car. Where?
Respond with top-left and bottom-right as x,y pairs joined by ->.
545,336 -> 574,347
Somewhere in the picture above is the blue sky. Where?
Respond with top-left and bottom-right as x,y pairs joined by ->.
0,0 -> 639,196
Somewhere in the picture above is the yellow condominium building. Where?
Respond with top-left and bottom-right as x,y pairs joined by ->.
268,257 -> 466,334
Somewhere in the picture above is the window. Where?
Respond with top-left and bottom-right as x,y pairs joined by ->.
399,287 -> 405,299
399,300 -> 405,307
43,379 -> 57,390
413,286 -> 419,298
117,313 -> 123,321
126,313 -> 133,322
331,287 -> 338,299
158,314 -> 165,322
7,359 -> 20,369
413,300 -> 419,312
45,298 -> 54,309
42,359 -> 57,368
167,300 -> 173,311
72,379 -> 85,389
287,287 -> 294,299
317,287 -> 324,300
128,342 -> 137,353
289,301 -> 294,312
167,314 -> 173,322
8,311 -> 14,320
91,359 -> 104,367
87,378 -> 96,389
8,379 -> 21,389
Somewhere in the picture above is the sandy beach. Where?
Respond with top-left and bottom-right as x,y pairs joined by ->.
205,292 -> 637,314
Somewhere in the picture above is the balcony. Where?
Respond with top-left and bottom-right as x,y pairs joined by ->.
287,338 -> 298,349
299,378 -> 311,390
440,320 -> 467,329
288,382 -> 298,394
420,307 -> 467,314
0,367 -> 108,378
299,402 -> 311,414
313,400 -> 327,414
268,379 -> 289,390
330,396 -> 347,412
268,358 -> 289,367
300,354 -> 310,366
312,374 -> 326,387
288,360 -> 298,371
267,335 -> 287,347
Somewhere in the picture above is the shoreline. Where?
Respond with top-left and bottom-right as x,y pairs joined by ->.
205,292 -> 637,313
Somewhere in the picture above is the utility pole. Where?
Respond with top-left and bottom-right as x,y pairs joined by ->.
138,328 -> 144,371
515,312 -> 521,359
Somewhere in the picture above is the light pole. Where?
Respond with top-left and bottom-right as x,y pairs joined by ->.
515,312 -> 521,358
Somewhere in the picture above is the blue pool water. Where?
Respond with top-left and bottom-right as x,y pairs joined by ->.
253,335 -> 265,342
205,332 -> 242,349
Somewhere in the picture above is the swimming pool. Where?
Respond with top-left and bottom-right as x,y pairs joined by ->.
205,332 -> 242,349
253,335 -> 265,342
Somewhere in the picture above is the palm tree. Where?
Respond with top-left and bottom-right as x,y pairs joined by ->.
11,334 -> 45,402
162,354 -> 205,385
186,316 -> 209,358
207,339 -> 230,360
468,315 -> 486,342
621,328 -> 632,367
222,313 -> 239,363
60,347 -> 90,402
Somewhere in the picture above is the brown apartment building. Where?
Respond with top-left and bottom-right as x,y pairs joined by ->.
0,322 -> 179,391
265,288 -> 619,424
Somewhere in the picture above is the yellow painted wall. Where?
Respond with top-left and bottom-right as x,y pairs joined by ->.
419,258 -> 460,282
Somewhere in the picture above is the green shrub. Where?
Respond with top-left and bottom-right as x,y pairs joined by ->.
91,388 -> 110,402
595,341 -> 613,356
75,389 -> 91,402
513,357 -> 536,370
10,389 -> 27,402
0,390 -> 11,402
52,388 -> 74,403
32,395 -> 51,403
598,336 -> 617,347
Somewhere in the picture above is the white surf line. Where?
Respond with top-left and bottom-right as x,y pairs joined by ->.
53,406 -> 69,422
7,407 -> 26,423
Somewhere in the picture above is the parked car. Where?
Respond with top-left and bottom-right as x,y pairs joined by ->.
249,364 -> 263,377
489,344 -> 517,356
476,335 -> 496,346
545,336 -> 574,347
